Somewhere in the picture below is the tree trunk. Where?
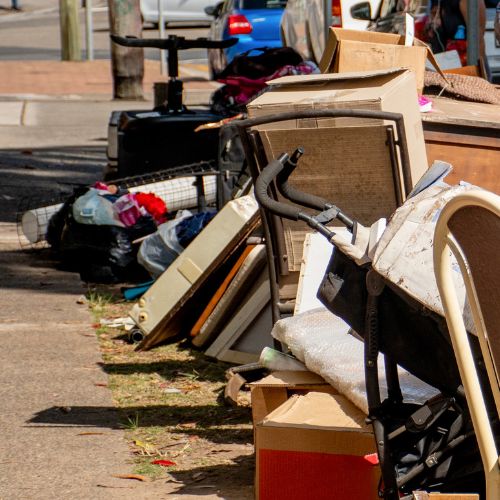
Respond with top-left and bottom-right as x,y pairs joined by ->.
108,0 -> 144,100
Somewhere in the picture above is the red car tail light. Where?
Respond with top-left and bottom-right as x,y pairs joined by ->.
228,14 -> 253,35
332,0 -> 342,27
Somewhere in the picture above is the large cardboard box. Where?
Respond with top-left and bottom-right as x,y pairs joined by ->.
247,68 -> 427,197
319,28 -> 444,93
247,69 -> 428,271
255,392 -> 379,500
250,370 -> 338,426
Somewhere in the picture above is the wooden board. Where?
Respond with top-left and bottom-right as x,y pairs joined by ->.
192,244 -> 267,347
190,244 -> 256,339
422,97 -> 500,194
204,269 -> 272,363
424,130 -> 500,194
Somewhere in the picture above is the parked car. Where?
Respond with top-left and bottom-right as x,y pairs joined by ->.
280,0 -> 382,63
206,0 -> 287,78
140,0 -> 218,26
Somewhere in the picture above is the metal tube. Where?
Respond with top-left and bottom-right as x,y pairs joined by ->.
158,0 -> 167,75
467,0 -> 480,66
85,0 -> 93,61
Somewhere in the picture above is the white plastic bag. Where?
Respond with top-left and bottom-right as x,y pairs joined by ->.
137,210 -> 192,278
72,188 -> 123,227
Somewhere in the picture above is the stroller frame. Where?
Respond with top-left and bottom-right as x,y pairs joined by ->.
230,110 -> 484,498
230,109 -> 412,325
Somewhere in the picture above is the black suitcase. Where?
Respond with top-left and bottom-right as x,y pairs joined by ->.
116,108 -> 222,177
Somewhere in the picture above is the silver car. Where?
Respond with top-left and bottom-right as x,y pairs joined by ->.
140,0 -> 219,25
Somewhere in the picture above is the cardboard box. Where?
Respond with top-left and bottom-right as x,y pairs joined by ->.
255,392 -> 379,500
247,69 -> 428,270
319,28 -> 444,93
250,370 -> 338,426
247,69 -> 427,196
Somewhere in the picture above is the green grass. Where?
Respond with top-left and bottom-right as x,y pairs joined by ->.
85,287 -> 120,321
87,288 -> 254,482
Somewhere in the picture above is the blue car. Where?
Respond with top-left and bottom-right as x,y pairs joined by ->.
206,0 -> 287,79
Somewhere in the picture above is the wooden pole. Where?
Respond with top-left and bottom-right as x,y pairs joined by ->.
108,0 -> 145,100
59,0 -> 82,61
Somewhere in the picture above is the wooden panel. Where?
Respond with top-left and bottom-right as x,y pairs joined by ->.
424,131 -> 500,194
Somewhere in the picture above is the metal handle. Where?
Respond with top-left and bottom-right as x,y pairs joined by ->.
110,34 -> 238,51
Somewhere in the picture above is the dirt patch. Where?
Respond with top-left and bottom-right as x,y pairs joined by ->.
89,289 -> 255,498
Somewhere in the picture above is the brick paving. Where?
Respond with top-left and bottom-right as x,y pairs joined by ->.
0,59 -> 216,97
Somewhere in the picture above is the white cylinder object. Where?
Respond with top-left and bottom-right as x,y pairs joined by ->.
21,176 -> 217,244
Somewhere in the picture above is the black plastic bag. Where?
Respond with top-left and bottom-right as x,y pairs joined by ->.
217,47 -> 303,80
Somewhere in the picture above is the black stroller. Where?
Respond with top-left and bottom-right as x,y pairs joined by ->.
229,109 -> 496,498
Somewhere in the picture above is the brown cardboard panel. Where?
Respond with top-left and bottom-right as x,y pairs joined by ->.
262,393 -> 370,433
247,69 -> 429,198
336,41 -> 427,92
260,125 -> 397,271
319,28 -> 445,92
250,371 -> 338,426
250,370 -> 329,387
251,386 -> 289,427
256,424 -> 374,456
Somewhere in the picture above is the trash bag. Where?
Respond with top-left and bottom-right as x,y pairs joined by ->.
175,210 -> 216,248
47,186 -> 157,283
59,215 -> 156,283
217,47 -> 303,80
137,210 -> 192,279
72,188 -> 123,226
138,210 -> 217,278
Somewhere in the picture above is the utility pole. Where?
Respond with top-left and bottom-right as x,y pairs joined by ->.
466,0 -> 480,66
59,0 -> 82,61
108,0 -> 144,100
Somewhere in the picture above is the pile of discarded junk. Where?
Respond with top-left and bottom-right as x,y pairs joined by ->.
20,28 -> 499,500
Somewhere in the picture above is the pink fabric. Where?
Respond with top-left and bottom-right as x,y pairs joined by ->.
218,61 -> 319,106
114,194 -> 142,227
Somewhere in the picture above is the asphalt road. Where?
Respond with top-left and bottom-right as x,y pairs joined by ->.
0,6 -> 210,63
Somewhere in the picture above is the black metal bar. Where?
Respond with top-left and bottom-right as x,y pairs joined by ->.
386,126 -> 404,207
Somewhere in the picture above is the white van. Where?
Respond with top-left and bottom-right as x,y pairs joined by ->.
281,0 -> 382,62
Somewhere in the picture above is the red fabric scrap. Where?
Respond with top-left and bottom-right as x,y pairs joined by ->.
134,192 -> 167,223
151,459 -> 176,467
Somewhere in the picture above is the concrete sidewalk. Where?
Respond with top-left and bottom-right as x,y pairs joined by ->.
0,59 -> 217,148
0,57 -> 222,498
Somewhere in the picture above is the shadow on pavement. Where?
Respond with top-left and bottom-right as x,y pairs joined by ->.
168,455 -> 255,499
0,246 -> 91,294
27,404 -> 252,444
0,146 -> 105,223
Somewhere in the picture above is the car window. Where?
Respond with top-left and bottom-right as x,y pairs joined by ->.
240,0 -> 287,9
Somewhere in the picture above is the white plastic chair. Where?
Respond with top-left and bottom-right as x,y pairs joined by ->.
434,190 -> 500,500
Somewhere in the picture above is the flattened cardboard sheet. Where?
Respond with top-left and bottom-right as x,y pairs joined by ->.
260,126 -> 396,271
